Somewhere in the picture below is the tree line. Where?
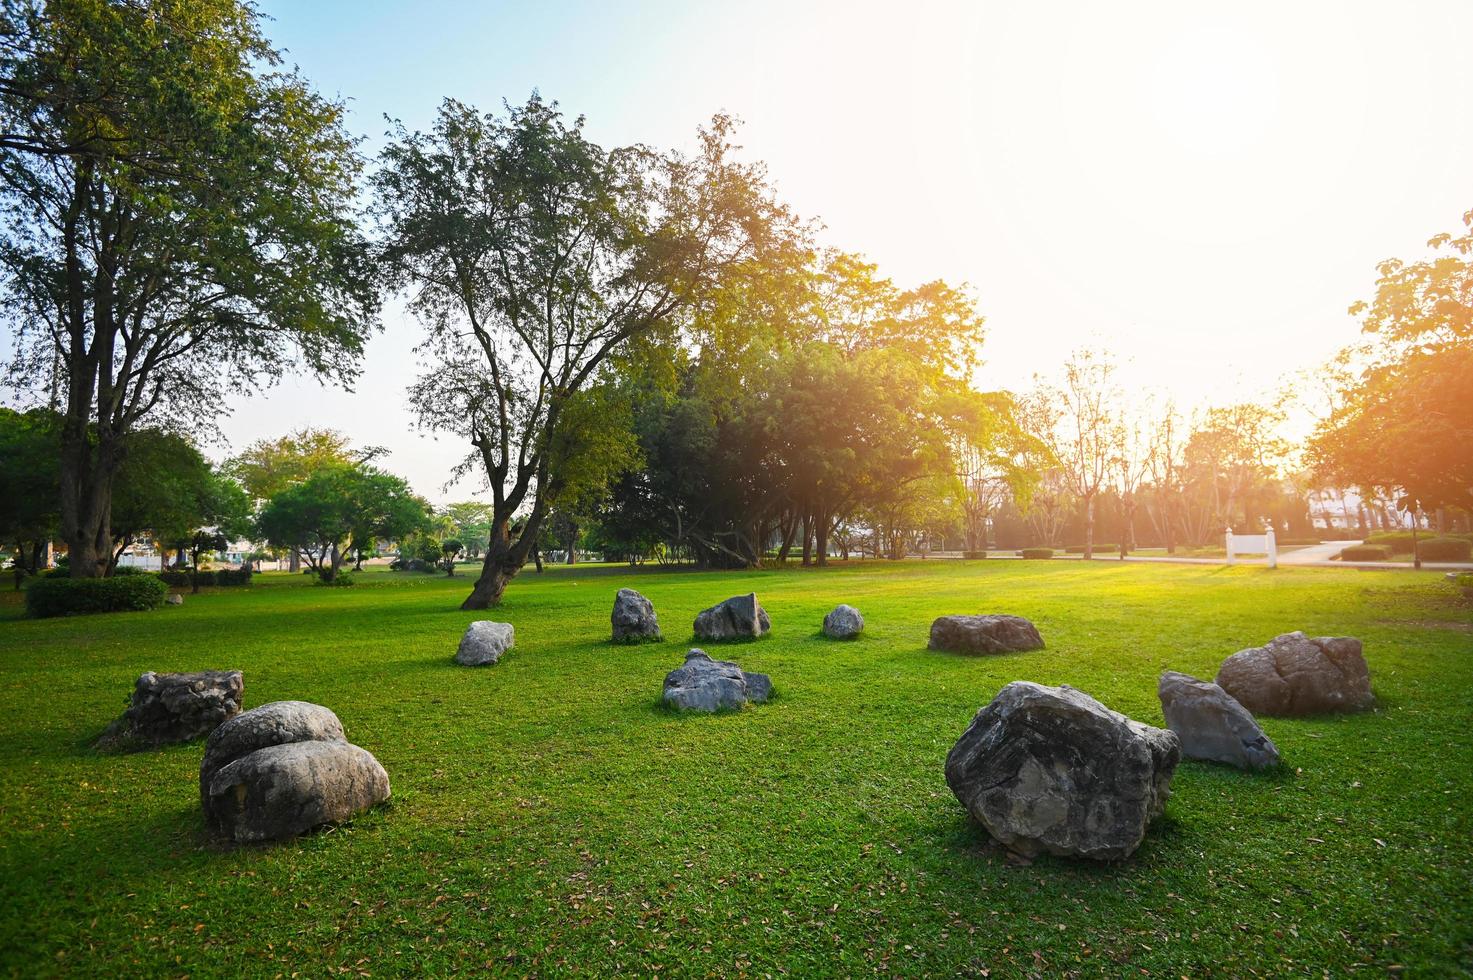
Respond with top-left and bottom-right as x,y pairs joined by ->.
1,1 -> 1466,607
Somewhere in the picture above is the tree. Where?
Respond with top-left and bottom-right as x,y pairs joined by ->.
0,405 -> 59,583
440,501 -> 494,559
109,429 -> 215,571
0,0 -> 378,578
257,465 -> 427,582
1037,350 -> 1120,559
159,471 -> 252,593
374,96 -> 792,608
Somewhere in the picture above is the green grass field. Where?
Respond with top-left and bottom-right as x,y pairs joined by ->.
1,560 -> 1470,976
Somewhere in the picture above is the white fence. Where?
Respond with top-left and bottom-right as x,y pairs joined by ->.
1225,527 -> 1277,568
116,554 -> 163,571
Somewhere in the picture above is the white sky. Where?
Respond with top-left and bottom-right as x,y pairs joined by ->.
16,0 -> 1473,502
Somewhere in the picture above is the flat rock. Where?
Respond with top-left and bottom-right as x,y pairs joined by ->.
1215,631 -> 1374,716
693,593 -> 771,641
1158,671 -> 1279,769
165,594 -> 183,606
929,614 -> 1044,654
662,649 -> 771,712
945,681 -> 1180,860
455,621 -> 515,666
97,670 -> 244,750
822,604 -> 864,639
611,588 -> 662,643
203,739 -> 390,843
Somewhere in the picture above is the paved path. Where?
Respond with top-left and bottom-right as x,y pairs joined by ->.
1278,540 -> 1363,564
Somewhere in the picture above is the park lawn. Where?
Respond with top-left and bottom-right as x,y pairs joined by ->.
0,561 -> 1469,977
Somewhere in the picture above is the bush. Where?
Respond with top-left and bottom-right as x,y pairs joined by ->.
961,550 -> 988,559
1019,548 -> 1055,559
42,566 -> 70,578
155,567 -> 252,587
1338,545 -> 1390,561
25,574 -> 168,618
1417,537 -> 1473,562
315,572 -> 355,586
110,565 -> 147,576
1064,544 -> 1117,554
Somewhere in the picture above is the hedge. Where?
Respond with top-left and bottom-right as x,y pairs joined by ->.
1065,544 -> 1118,554
1338,545 -> 1390,562
155,567 -> 252,587
1417,537 -> 1473,562
961,550 -> 988,559
25,574 -> 168,618
1019,548 -> 1055,559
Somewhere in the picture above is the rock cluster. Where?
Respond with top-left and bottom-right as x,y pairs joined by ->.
1216,631 -> 1373,716
929,614 -> 1044,654
200,701 -> 389,843
693,593 -> 771,641
1158,671 -> 1279,769
822,604 -> 864,639
945,681 -> 1180,860
662,650 -> 772,712
611,588 -> 662,643
455,621 -> 515,666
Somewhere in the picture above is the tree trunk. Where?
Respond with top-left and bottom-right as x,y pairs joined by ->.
800,512 -> 813,567
289,549 -> 300,574
533,548 -> 544,573
565,524 -> 578,565
462,511 -> 545,610
1083,495 -> 1096,559
815,510 -> 830,567
58,431 -> 117,579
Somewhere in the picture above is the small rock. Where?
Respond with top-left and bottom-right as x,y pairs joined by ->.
929,614 -> 1044,654
96,670 -> 243,750
822,604 -> 864,639
693,593 -> 771,641
203,740 -> 390,843
611,588 -> 662,643
945,681 -> 1179,860
662,649 -> 771,712
1158,671 -> 1279,769
165,594 -> 183,606
455,621 -> 515,666
1216,631 -> 1374,716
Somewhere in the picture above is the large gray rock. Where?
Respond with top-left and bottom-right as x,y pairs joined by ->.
200,700 -> 346,796
662,649 -> 772,712
1158,671 -> 1279,769
455,621 -> 515,666
929,614 -> 1044,654
1215,631 -> 1374,716
96,670 -> 244,750
199,700 -> 388,842
695,589 -> 777,642
822,604 -> 864,639
693,593 -> 771,641
611,588 -> 662,643
165,594 -> 183,606
945,681 -> 1180,860
203,740 -> 390,843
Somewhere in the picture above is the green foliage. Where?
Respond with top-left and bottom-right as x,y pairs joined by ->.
24,574 -> 168,618
155,568 -> 251,587
1020,547 -> 1055,559
314,571 -> 355,587
1339,545 -> 1391,561
1066,544 -> 1118,554
1416,537 -> 1472,561
0,408 -> 60,567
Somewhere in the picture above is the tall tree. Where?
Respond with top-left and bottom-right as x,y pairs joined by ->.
375,96 -> 793,608
1027,350 -> 1119,558
0,0 -> 378,578
0,405 -> 59,582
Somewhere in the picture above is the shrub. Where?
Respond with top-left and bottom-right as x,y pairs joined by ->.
315,572 -> 355,586
25,574 -> 168,618
42,566 -> 70,578
1338,545 -> 1390,561
110,565 -> 147,576
1020,548 -> 1055,559
155,567 -> 252,587
1417,537 -> 1473,562
1065,544 -> 1117,554
961,550 -> 988,559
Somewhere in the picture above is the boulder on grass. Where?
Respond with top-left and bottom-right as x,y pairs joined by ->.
662,649 -> 771,712
822,604 -> 864,639
96,669 -> 243,750
1157,671 -> 1279,769
455,621 -> 515,666
203,740 -> 390,843
200,700 -> 388,843
165,594 -> 183,606
1215,631 -> 1373,716
611,588 -> 662,643
693,593 -> 771,641
945,681 -> 1180,860
929,614 -> 1043,654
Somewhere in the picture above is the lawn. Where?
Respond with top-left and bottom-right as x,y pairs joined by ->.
0,560 -> 1469,976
